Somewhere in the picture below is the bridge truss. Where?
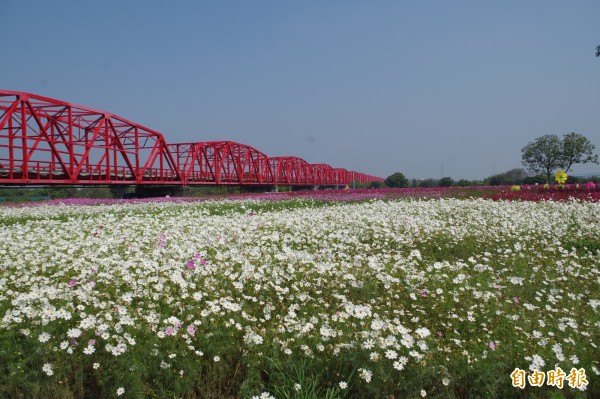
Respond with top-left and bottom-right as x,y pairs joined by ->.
0,90 -> 382,187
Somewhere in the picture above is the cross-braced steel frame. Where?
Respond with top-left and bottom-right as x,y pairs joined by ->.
0,90 -> 383,186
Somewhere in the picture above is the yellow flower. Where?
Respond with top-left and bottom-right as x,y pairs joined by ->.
554,170 -> 567,184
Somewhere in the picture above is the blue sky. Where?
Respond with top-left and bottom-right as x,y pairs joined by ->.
1,0 -> 599,180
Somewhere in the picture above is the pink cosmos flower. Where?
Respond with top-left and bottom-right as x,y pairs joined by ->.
68,279 -> 77,288
186,325 -> 196,337
489,341 -> 496,351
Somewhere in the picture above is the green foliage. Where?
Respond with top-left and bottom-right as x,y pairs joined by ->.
521,133 -> 599,182
367,181 -> 384,189
523,175 -> 546,185
485,168 -> 529,186
438,176 -> 454,187
418,178 -> 438,188
384,172 -> 409,188
521,134 -> 563,183
42,186 -> 78,199
562,132 -> 599,172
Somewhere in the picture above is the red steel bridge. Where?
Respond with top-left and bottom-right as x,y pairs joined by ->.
0,90 -> 382,187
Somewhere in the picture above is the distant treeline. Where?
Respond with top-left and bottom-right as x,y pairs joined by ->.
370,168 -> 600,189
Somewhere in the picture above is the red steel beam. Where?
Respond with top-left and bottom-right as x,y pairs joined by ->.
0,90 -> 384,186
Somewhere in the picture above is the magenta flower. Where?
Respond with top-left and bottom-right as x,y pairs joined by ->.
192,252 -> 209,265
68,279 -> 77,288
489,341 -> 496,351
186,260 -> 196,269
420,289 -> 428,297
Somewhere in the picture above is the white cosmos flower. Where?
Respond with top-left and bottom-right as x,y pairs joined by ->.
42,363 -> 53,376
67,328 -> 82,338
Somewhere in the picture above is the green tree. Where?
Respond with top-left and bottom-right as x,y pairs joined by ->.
438,177 -> 454,187
561,132 -> 599,172
384,172 -> 409,188
485,168 -> 528,186
418,178 -> 438,188
522,133 -> 599,183
523,175 -> 546,185
521,134 -> 564,183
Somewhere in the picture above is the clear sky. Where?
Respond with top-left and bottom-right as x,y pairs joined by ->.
1,0 -> 599,180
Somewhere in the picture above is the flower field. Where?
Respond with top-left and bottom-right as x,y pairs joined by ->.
1,195 -> 599,398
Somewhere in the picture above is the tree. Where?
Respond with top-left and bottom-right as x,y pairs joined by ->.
384,172 -> 409,188
596,45 -> 600,57
418,178 -> 438,188
523,175 -> 546,185
485,168 -> 528,186
522,133 -> 599,183
368,181 -> 384,189
521,134 -> 563,183
438,177 -> 454,187
561,132 -> 599,172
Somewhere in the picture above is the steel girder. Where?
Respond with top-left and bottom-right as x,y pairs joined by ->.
0,90 -> 385,186
0,90 -> 180,184
269,156 -> 314,185
169,141 -> 271,185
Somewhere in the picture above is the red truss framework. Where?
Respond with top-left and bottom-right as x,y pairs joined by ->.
0,90 -> 384,186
